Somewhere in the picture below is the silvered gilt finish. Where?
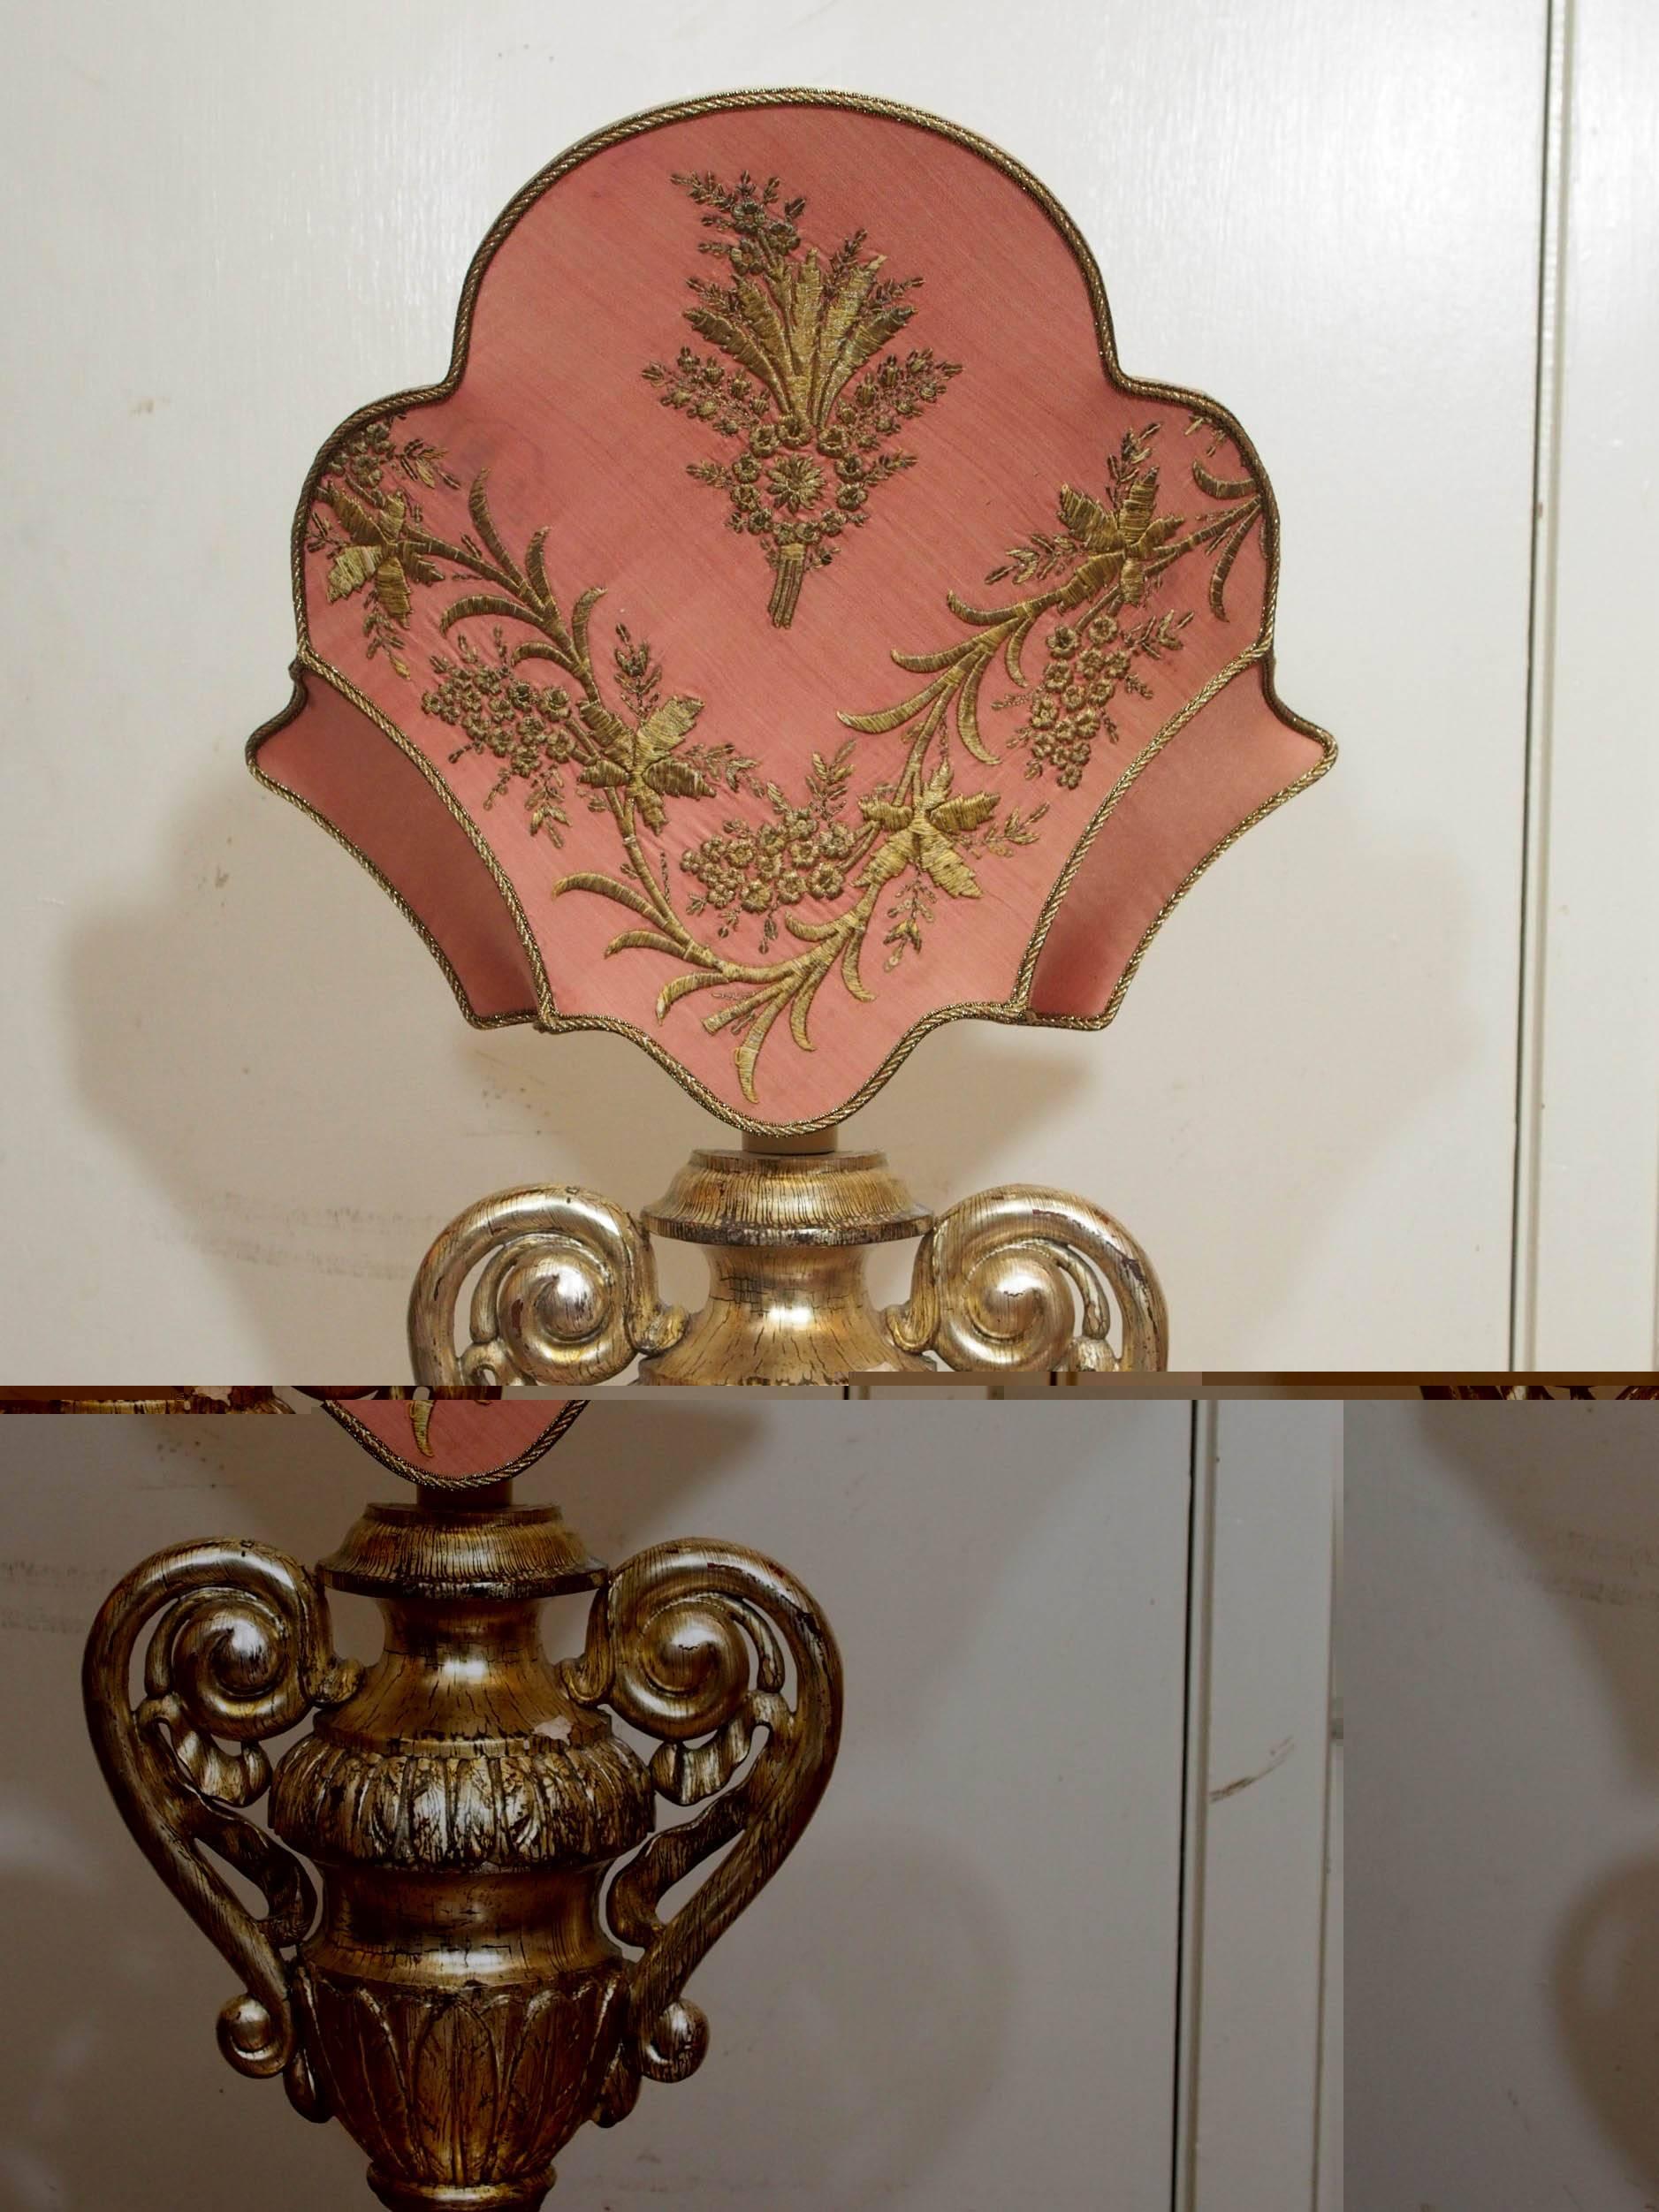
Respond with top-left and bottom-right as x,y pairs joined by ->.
407,1186 -> 688,1386
887,1184 -> 1168,1372
84,1494 -> 841,2210
410,1138 -> 1168,1385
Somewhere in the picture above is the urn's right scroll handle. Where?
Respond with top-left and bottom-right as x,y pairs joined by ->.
561,1541 -> 843,2118
885,1184 -> 1168,1372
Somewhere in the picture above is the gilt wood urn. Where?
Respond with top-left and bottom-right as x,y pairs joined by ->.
83,1399 -> 842,2208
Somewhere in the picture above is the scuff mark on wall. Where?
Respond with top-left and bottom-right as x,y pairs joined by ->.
1210,1735 -> 1295,1803
1504,1522 -> 1659,1613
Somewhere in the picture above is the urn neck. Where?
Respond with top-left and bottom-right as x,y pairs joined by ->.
635,1145 -> 932,1384
318,1498 -> 607,1602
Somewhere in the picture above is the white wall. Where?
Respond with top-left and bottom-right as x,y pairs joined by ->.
1346,1402 -> 1659,2209
0,0 -> 1585,1374
0,1400 -> 1198,2210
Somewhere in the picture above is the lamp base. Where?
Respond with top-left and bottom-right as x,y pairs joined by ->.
409,1134 -> 1168,1386
85,1488 -> 841,2210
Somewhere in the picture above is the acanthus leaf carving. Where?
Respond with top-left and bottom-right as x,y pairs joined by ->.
293,1968 -> 628,2195
270,1732 -> 651,1870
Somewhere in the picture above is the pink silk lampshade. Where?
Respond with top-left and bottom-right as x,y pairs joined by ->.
250,91 -> 1334,1133
317,1395 -> 585,1487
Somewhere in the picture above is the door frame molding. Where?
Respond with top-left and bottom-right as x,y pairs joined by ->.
1511,0 -> 1659,1365
1176,1401 -> 1340,2212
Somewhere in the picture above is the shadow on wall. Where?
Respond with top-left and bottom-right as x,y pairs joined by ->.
556,1825 -> 1013,2211
63,756 -> 1469,1368
0,1404 -> 1087,2209
1430,1405 -> 1659,2193
62,772 -> 1089,1374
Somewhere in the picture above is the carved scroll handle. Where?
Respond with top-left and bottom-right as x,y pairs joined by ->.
561,1543 -> 843,2118
885,1183 -> 1169,1372
408,1184 -> 687,1386
82,1542 -> 361,2087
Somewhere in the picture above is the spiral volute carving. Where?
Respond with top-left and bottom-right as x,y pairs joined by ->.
562,1543 -> 842,2104
82,1542 -> 359,2077
885,1183 -> 1168,1372
408,1184 -> 687,1385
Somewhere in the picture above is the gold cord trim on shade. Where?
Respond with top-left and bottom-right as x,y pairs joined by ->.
247,87 -> 1335,1136
319,1396 -> 587,1487
250,651 -> 558,1028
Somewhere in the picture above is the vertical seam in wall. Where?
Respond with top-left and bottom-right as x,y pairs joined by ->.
1510,0 -> 1573,1366
1173,1401 -> 1217,2212
1306,1457 -> 1341,2212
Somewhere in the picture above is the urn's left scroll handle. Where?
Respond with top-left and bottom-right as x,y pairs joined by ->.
409,1184 -> 687,1386
562,1542 -> 842,2119
82,1542 -> 361,2089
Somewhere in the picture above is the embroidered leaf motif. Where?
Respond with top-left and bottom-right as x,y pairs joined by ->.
915,825 -> 980,900
327,542 -> 382,600
329,489 -> 388,543
636,696 -> 701,760
845,422 -> 1254,791
1059,485 -> 1111,544
580,703 -> 633,760
859,798 -> 910,832
651,757 -> 707,799
684,306 -> 786,407
931,792 -> 998,836
308,437 -> 456,674
372,558 -> 411,624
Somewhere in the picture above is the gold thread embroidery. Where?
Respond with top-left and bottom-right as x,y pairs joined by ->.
308,413 -> 1275,1103
255,88 -> 1336,1136
642,168 -> 960,627
310,441 -> 1044,1101
841,424 -> 1262,790
306,422 -> 460,678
